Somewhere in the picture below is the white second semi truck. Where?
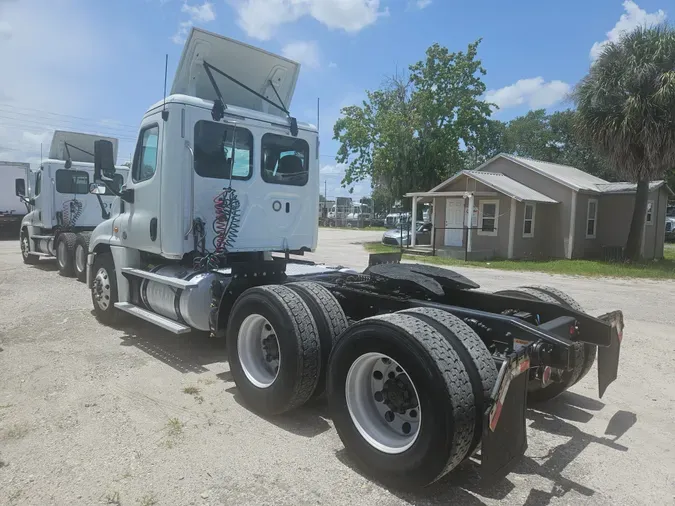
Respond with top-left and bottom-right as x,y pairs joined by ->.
16,130 -> 129,281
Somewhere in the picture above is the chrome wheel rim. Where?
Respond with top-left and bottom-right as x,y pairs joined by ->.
93,267 -> 111,310
237,314 -> 280,389
57,240 -> 67,268
75,244 -> 85,273
20,234 -> 29,259
345,352 -> 421,454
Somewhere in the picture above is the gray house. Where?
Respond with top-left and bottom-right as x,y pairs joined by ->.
405,154 -> 673,260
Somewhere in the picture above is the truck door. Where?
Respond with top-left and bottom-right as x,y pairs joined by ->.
30,168 -> 47,228
115,117 -> 163,253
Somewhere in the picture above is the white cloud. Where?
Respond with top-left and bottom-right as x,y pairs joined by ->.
485,77 -> 571,111
282,41 -> 320,69
172,2 -> 216,44
172,21 -> 193,45
181,1 -> 216,22
328,61 -> 338,68
320,163 -> 348,175
232,0 -> 387,41
416,0 -> 432,9
590,1 -> 667,61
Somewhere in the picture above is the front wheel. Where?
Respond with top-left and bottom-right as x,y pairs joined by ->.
20,230 -> 38,265
91,252 -> 120,324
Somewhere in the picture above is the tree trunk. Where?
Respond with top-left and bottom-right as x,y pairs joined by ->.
624,178 -> 650,261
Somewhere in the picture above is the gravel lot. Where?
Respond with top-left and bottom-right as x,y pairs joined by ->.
1,228 -> 674,506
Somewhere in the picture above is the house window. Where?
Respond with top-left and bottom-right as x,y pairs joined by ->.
523,203 -> 536,238
478,200 -> 499,236
646,200 -> 653,225
586,198 -> 598,239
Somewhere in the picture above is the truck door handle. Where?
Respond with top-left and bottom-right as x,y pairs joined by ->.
286,203 -> 290,213
150,218 -> 157,241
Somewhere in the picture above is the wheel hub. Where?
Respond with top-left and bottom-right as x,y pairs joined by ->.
382,375 -> 418,414
345,352 -> 422,454
237,314 -> 281,389
93,268 -> 111,310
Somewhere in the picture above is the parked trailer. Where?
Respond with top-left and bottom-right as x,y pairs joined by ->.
15,130 -> 129,281
0,161 -> 30,237
84,27 -> 624,490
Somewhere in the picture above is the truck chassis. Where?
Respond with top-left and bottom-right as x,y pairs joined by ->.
88,250 -> 623,490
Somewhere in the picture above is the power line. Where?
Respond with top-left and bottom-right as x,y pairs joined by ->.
0,103 -> 139,130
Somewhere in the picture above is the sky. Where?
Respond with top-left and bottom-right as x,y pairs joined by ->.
0,0 -> 669,200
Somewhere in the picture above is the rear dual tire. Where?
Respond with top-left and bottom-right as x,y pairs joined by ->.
56,232 -> 77,277
327,309 -> 496,489
226,282 -> 348,415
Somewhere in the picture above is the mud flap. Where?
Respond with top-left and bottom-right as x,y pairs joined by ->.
480,351 -> 530,479
596,310 -> 624,398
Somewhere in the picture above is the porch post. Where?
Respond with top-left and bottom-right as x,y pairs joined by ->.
508,197 -> 516,259
410,195 -> 418,247
467,193 -> 474,254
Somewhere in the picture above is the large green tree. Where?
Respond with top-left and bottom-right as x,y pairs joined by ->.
573,24 -> 675,260
333,41 -> 493,205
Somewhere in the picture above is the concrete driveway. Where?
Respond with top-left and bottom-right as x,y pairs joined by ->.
0,230 -> 673,505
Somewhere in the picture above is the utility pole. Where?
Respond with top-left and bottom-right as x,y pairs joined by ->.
324,180 -> 327,202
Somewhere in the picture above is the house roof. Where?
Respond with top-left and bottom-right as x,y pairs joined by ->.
596,181 -> 672,194
491,154 -> 610,191
465,170 -> 558,203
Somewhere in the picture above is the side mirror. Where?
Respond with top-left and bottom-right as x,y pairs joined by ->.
94,140 -> 116,181
89,183 -> 107,195
15,178 -> 25,197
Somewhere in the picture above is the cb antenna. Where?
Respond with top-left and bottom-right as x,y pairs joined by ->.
161,53 -> 169,122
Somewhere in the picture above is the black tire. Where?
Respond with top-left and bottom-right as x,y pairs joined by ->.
523,285 -> 597,386
20,229 -> 38,265
55,232 -> 77,277
286,281 -> 348,397
327,313 -> 475,489
398,307 -> 497,456
495,287 -> 584,403
91,252 -> 121,325
226,285 -> 321,416
74,232 -> 91,283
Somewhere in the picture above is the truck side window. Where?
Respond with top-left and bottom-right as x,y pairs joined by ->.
193,121 -> 253,180
34,171 -> 41,197
261,133 -> 309,187
55,170 -> 89,194
132,125 -> 159,183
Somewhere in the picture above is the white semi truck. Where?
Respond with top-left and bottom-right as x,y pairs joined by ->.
84,27 -> 625,489
15,130 -> 129,281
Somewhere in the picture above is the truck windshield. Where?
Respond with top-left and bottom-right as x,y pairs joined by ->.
194,120 -> 253,180
55,169 -> 89,194
261,133 -> 309,186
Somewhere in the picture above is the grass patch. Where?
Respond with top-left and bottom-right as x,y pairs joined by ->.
137,493 -> 158,506
165,418 -> 185,437
320,225 -> 388,231
104,490 -> 122,505
364,242 -> 675,280
182,386 -> 200,396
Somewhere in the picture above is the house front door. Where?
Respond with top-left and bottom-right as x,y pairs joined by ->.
444,199 -> 464,246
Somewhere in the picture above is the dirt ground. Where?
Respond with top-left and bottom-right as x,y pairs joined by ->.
1,229 -> 674,506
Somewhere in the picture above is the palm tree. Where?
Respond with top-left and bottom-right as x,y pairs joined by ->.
572,24 -> 675,260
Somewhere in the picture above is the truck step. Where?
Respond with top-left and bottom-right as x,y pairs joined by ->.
27,251 -> 54,258
31,235 -> 54,240
121,268 -> 200,289
114,302 -> 192,334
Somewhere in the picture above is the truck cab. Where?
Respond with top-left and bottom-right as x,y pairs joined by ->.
86,27 -> 320,333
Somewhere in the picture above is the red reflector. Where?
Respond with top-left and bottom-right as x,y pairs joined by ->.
569,325 -> 575,335
543,366 -> 552,384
